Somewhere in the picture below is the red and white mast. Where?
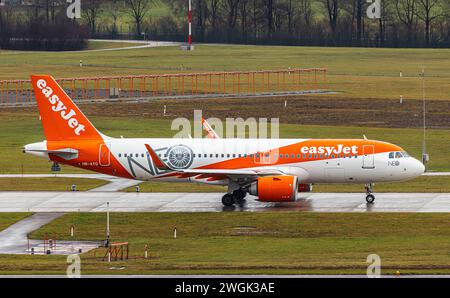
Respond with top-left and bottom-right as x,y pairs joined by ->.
188,0 -> 192,47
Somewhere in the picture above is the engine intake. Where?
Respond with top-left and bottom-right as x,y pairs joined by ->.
248,175 -> 298,202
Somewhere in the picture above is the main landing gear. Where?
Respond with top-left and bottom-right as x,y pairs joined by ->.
222,189 -> 247,206
365,183 -> 375,204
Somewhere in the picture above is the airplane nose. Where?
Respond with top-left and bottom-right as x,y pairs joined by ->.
415,158 -> 425,175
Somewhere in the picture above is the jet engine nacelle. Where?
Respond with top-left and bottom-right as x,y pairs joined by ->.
298,183 -> 313,192
249,175 -> 298,202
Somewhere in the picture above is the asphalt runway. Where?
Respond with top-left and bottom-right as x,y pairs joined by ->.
0,191 -> 449,212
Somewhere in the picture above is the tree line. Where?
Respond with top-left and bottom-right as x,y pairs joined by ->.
166,0 -> 450,47
0,0 -> 449,50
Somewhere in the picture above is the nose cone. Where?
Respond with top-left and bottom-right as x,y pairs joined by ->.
413,158 -> 425,176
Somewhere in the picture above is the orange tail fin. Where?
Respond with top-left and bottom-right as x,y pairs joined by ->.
31,75 -> 102,141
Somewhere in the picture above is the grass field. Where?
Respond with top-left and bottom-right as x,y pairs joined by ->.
0,212 -> 445,275
0,177 -> 107,191
0,213 -> 32,232
1,45 -> 449,101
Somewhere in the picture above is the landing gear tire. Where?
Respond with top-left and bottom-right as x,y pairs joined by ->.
366,194 -> 375,204
222,194 -> 235,206
233,189 -> 247,204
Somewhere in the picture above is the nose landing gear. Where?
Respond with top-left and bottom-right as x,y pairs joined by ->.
365,183 -> 375,204
221,189 -> 247,206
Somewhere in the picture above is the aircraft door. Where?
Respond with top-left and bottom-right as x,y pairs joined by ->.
99,143 -> 111,166
362,145 -> 375,169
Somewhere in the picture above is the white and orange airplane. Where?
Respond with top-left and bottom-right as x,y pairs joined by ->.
24,75 -> 425,206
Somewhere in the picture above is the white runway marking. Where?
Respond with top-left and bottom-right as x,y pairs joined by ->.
0,192 -> 449,212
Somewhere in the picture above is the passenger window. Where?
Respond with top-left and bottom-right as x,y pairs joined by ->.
118,153 -> 122,157
285,154 -> 289,158
124,153 -> 127,157
204,154 -> 207,158
227,154 -> 230,158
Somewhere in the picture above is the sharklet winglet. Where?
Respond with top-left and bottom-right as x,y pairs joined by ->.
144,144 -> 171,171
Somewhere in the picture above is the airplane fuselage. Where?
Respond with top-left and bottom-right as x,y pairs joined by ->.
25,137 -> 425,185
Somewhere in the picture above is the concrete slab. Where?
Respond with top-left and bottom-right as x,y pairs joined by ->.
0,213 -> 64,254
0,192 -> 449,212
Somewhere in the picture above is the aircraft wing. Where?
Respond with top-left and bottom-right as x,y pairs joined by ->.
168,168 -> 285,182
145,143 -> 284,181
177,168 -> 283,176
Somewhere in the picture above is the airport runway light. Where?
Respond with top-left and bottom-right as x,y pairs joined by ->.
106,202 -> 110,246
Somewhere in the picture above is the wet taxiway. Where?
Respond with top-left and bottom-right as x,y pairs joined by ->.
0,192 -> 449,212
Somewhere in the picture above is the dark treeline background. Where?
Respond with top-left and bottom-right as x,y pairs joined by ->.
0,0 -> 449,50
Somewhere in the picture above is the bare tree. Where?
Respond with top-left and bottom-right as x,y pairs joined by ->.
210,0 -> 220,36
299,0 -> 313,27
108,0 -> 123,36
240,0 -> 248,41
223,0 -> 240,41
83,0 -> 102,34
416,0 -> 444,46
194,0 -> 208,41
264,0 -> 274,38
396,0 -> 417,46
324,0 -> 339,42
125,0 -> 152,36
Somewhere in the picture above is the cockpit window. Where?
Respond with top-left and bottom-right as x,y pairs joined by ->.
390,151 -> 409,159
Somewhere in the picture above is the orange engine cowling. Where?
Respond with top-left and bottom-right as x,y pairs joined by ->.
298,183 -> 313,192
248,175 -> 298,202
